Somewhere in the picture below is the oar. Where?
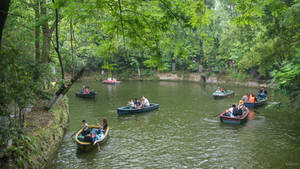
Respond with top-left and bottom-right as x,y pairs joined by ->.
70,127 -> 82,139
214,113 -> 221,117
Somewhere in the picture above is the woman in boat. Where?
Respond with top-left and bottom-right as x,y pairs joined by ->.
241,93 -> 249,102
221,88 -> 226,93
101,118 -> 108,132
249,93 -> 256,103
235,100 -> 245,116
141,96 -> 150,107
83,87 -> 90,94
93,118 -> 108,152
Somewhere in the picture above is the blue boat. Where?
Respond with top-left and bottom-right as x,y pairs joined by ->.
213,90 -> 235,99
220,107 -> 249,124
75,91 -> 96,98
244,97 -> 267,108
117,103 -> 159,115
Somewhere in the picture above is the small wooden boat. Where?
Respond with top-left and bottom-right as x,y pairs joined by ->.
75,91 -> 96,98
213,90 -> 235,99
103,79 -> 121,84
219,107 -> 249,124
117,103 -> 159,115
75,125 -> 110,151
244,97 -> 267,108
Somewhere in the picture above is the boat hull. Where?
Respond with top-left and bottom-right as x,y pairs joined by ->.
75,91 -> 96,98
220,108 -> 249,124
75,125 -> 110,151
117,104 -> 159,115
213,91 -> 235,99
102,80 -> 121,84
244,98 -> 267,108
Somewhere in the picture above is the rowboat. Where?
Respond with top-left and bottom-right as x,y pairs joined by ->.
244,97 -> 267,108
117,103 -> 159,115
102,79 -> 121,84
213,90 -> 235,99
219,107 -> 249,124
75,125 -> 110,151
75,91 -> 96,98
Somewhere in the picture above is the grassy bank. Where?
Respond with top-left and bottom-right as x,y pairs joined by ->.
0,97 -> 69,168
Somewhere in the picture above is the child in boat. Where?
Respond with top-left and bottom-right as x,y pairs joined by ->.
134,98 -> 142,109
128,99 -> 135,109
80,85 -> 86,93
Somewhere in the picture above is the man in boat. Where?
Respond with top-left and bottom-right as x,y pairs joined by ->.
257,87 -> 267,99
141,96 -> 150,107
225,104 -> 237,117
81,120 -> 89,136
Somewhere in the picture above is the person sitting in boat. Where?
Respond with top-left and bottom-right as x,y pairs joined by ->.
241,93 -> 249,102
83,87 -> 90,94
81,120 -> 89,136
83,130 -> 94,143
235,100 -> 245,116
128,99 -> 135,109
141,96 -> 150,107
221,88 -> 226,93
134,98 -> 142,109
257,87 -> 267,99
249,93 -> 256,103
93,118 -> 108,152
80,85 -> 86,93
225,104 -> 237,117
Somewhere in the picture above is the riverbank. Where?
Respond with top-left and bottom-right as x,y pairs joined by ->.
76,71 -> 269,87
0,97 -> 69,168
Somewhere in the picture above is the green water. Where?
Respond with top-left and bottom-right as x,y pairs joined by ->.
51,81 -> 300,169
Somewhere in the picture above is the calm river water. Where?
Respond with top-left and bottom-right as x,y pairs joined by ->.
50,81 -> 300,169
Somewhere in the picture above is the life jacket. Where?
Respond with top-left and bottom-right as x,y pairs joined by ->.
249,96 -> 255,103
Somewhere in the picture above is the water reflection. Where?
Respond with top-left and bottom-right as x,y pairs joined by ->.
52,81 -> 300,169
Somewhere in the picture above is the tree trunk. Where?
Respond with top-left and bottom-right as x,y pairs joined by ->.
172,59 -> 176,72
34,0 -> 40,62
40,0 -> 51,63
52,0 -> 64,80
46,67 -> 85,110
70,19 -> 75,79
0,0 -> 10,50
199,39 -> 204,72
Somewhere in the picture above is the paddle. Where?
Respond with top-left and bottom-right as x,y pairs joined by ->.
70,127 -> 82,139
